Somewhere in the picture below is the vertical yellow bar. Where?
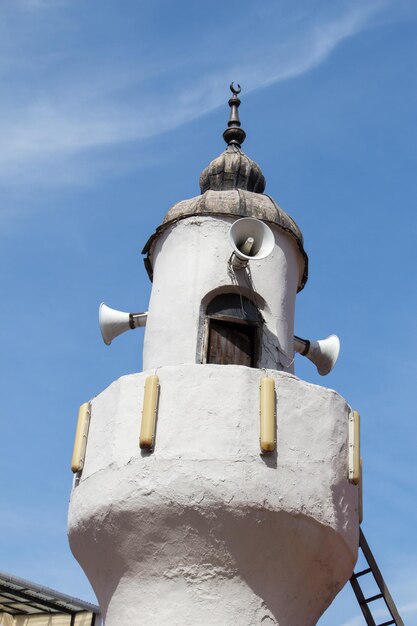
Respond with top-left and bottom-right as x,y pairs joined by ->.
260,377 -> 275,453
71,402 -> 91,473
359,457 -> 363,523
140,375 -> 159,450
352,410 -> 360,485
348,409 -> 361,484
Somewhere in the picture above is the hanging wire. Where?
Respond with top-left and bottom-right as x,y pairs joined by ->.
228,261 -> 295,369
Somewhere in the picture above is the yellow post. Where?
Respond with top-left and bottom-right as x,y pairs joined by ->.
349,410 -> 361,484
140,375 -> 160,450
359,457 -> 363,523
353,410 -> 360,485
71,402 -> 91,473
260,377 -> 275,453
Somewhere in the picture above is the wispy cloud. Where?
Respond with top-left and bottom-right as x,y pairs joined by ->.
0,1 -> 390,189
17,0 -> 70,8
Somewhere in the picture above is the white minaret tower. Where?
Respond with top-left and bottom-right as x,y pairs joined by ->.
68,85 -> 360,625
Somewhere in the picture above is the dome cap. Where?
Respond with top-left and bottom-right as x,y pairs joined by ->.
200,83 -> 266,194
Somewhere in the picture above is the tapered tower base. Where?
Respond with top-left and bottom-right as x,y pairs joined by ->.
68,365 -> 359,625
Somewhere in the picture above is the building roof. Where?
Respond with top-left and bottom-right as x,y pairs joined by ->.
0,571 -> 99,623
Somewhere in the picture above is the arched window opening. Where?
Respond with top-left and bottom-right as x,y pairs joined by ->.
205,293 -> 262,367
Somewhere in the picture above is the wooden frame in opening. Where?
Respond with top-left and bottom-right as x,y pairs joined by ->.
204,293 -> 262,368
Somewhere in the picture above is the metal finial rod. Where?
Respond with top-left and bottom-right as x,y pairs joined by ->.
223,82 -> 246,147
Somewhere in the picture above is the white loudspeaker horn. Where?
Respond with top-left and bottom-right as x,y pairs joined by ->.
294,334 -> 340,376
99,303 -> 147,346
229,218 -> 274,268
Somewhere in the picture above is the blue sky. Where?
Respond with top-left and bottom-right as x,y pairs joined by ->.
1,1 -> 416,623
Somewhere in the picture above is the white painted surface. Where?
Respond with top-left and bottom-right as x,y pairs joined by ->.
142,217 -> 303,372
68,365 -> 359,625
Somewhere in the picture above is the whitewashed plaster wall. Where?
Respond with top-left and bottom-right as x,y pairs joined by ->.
68,365 -> 359,626
142,217 -> 303,372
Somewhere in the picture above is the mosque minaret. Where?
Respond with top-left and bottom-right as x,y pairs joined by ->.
68,85 -> 360,626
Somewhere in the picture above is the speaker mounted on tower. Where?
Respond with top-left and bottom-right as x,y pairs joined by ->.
229,218 -> 274,268
99,303 -> 148,346
294,334 -> 340,376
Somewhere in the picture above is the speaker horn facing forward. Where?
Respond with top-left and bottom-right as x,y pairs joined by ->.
294,334 -> 340,376
229,218 -> 274,268
99,303 -> 148,346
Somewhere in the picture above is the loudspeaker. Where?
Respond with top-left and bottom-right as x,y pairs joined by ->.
99,303 -> 147,346
229,218 -> 274,268
294,334 -> 340,376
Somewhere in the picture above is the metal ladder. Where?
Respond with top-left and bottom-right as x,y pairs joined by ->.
350,528 -> 404,626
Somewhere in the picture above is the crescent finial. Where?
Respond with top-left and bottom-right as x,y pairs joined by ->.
230,82 -> 241,96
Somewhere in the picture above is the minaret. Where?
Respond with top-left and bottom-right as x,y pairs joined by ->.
68,85 -> 359,626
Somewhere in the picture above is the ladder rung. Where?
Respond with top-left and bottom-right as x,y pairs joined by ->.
354,567 -> 372,577
351,530 -> 405,626
361,592 -> 384,604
